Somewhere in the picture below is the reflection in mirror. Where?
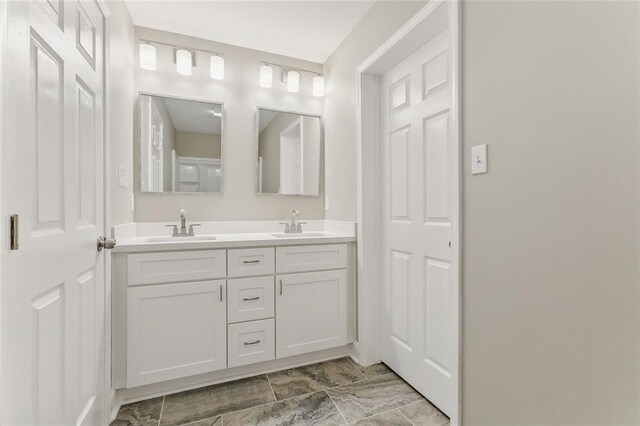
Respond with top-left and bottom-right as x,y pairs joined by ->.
140,94 -> 223,193
256,108 -> 321,196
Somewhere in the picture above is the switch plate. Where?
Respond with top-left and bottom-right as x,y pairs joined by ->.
325,197 -> 330,211
130,193 -> 135,211
471,144 -> 488,175
118,165 -> 129,188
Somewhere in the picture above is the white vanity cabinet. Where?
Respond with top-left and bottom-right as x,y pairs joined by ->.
113,239 -> 354,390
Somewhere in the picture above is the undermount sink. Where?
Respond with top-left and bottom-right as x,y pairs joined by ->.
143,235 -> 218,243
271,232 -> 326,238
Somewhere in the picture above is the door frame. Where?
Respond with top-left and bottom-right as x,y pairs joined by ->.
354,1 -> 461,424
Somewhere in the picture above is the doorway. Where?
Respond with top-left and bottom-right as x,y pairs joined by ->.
356,1 -> 461,424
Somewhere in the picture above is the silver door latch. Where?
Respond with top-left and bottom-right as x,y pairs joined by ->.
10,214 -> 18,250
97,236 -> 117,252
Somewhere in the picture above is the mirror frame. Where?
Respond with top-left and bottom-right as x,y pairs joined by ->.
254,106 -> 323,197
138,91 -> 225,195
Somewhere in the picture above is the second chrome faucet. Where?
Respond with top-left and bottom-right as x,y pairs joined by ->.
280,209 -> 306,233
166,209 -> 201,237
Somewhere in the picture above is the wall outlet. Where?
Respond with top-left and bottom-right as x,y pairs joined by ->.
118,165 -> 129,188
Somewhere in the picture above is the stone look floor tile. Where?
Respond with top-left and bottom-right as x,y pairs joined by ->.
180,416 -> 222,426
268,357 -> 366,400
399,400 -> 450,426
159,375 -> 276,426
357,363 -> 393,379
110,396 -> 164,426
223,391 -> 346,426
350,409 -> 412,425
326,373 -> 423,422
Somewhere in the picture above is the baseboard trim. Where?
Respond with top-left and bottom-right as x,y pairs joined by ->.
112,344 -> 354,414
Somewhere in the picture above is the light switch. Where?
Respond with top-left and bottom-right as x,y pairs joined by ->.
471,144 -> 488,175
325,197 -> 330,211
118,165 -> 129,188
130,193 -> 135,211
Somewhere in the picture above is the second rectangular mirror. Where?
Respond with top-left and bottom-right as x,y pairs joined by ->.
140,94 -> 223,193
255,108 -> 321,196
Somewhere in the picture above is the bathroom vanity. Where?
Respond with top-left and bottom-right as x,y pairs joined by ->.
111,221 -> 356,393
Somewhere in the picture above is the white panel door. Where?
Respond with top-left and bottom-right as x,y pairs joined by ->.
1,0 -> 107,424
276,270 -> 348,358
380,31 -> 455,415
127,281 -> 227,387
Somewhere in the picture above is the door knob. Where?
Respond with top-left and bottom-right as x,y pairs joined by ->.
97,236 -> 117,252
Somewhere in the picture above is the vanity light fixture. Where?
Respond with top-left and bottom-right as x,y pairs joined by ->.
287,70 -> 300,93
210,55 -> 224,80
312,75 -> 325,97
139,42 -> 156,70
176,49 -> 193,76
259,64 -> 273,88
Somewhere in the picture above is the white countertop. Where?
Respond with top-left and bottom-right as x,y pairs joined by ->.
111,220 -> 356,253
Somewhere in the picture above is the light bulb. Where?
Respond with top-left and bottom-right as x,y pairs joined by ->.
210,55 -> 224,80
259,65 -> 273,88
287,70 -> 300,93
176,49 -> 192,76
312,75 -> 325,97
139,43 -> 156,70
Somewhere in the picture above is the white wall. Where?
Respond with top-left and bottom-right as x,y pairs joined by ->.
323,1 -> 427,220
134,27 -> 324,222
461,2 -> 640,424
108,0 -> 134,226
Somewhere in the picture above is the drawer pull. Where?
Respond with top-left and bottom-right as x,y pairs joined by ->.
243,259 -> 261,264
243,340 -> 261,346
279,279 -> 283,296
219,284 -> 223,302
242,296 -> 260,301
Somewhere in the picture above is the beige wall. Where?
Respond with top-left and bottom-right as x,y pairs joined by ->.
323,1 -> 428,220
134,27 -> 325,222
175,132 -> 221,159
461,2 -> 640,424
108,0 -> 134,225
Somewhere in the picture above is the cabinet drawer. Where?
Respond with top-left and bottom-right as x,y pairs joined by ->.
227,276 -> 275,323
276,244 -> 347,274
228,248 -> 275,278
127,250 -> 226,286
228,319 -> 275,368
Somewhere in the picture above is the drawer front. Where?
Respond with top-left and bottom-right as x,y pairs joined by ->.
227,276 -> 275,323
228,319 -> 275,368
276,244 -> 347,274
228,248 -> 275,278
127,250 -> 226,286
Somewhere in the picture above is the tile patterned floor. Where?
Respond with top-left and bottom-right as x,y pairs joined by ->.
112,358 -> 450,426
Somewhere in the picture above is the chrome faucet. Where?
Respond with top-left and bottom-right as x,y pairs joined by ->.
280,209 -> 306,233
166,209 -> 201,237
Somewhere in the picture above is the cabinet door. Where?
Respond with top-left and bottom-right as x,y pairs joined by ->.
127,280 -> 227,387
276,270 -> 348,358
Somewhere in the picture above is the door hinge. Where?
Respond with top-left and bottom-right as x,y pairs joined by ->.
10,214 -> 18,250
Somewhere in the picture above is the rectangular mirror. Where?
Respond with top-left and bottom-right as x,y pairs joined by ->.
255,108 -> 321,196
140,94 -> 223,193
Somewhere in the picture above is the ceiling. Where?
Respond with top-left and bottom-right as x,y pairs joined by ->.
161,97 -> 222,135
124,1 -> 375,63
